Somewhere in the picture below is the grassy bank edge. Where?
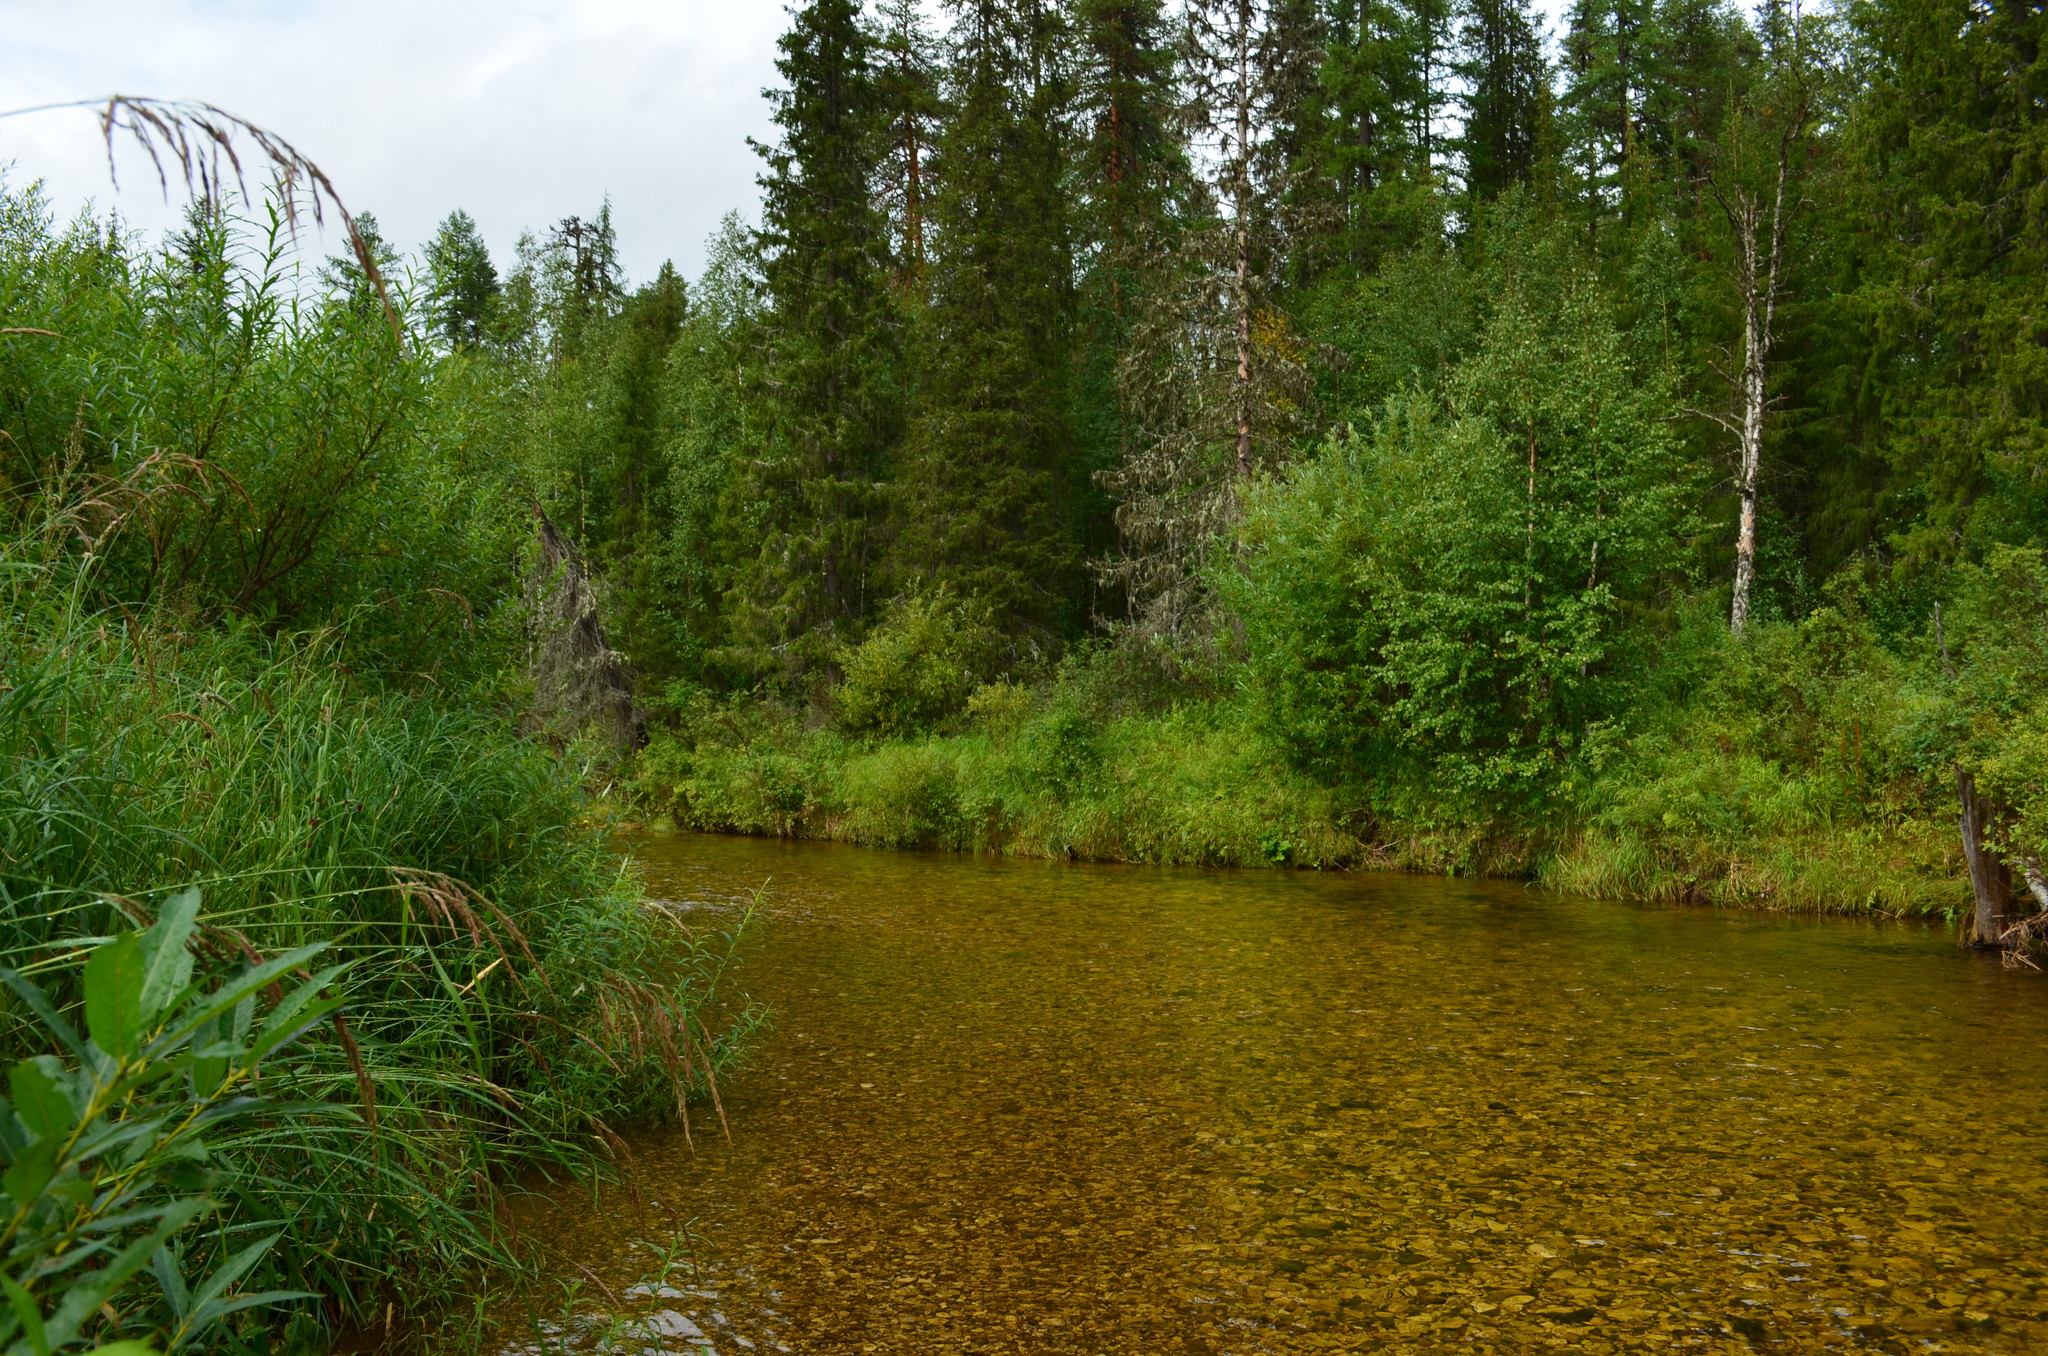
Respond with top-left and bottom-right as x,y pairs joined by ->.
626,711 -> 1971,920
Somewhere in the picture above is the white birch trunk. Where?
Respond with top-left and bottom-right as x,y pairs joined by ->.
1233,0 -> 1253,481
1723,136 -> 1791,637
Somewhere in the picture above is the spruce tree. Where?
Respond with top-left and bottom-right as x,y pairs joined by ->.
890,0 -> 1078,643
1457,0 -> 1551,204
1315,0 -> 1448,270
424,209 -> 500,350
537,201 -> 626,357
1559,0 -> 1654,243
1070,0 -> 1186,611
318,212 -> 400,311
1100,0 -> 1314,637
1071,0 -> 1182,290
732,0 -> 903,677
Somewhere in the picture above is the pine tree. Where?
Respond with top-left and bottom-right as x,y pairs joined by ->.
875,0 -> 943,296
423,209 -> 500,350
1457,0 -> 1550,204
890,0 -> 1078,643
732,0 -> 903,677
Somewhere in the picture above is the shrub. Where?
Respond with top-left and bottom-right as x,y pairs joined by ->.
834,590 -> 1000,737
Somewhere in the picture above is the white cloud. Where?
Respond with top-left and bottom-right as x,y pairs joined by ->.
0,0 -> 787,286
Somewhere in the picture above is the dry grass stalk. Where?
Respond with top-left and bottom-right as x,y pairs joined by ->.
388,866 -> 538,984
0,94 -> 400,340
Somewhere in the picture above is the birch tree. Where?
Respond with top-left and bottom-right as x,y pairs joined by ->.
1701,0 -> 1826,636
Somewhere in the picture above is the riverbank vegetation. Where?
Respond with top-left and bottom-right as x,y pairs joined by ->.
0,175 -> 758,1351
561,0 -> 2038,941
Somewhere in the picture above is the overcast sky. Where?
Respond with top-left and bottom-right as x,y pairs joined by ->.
1,1 -> 1578,290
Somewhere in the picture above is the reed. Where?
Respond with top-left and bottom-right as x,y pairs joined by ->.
0,549 -> 763,1350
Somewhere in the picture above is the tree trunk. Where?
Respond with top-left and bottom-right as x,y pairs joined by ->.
1958,769 -> 2009,948
1232,0 -> 1253,480
1729,208 -> 1767,636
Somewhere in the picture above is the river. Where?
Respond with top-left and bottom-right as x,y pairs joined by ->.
502,832 -> 2048,1354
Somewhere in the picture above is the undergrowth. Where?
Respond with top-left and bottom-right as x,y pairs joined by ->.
633,608 -> 1972,916
0,554 -> 764,1352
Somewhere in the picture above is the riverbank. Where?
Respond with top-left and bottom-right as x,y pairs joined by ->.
0,557 -> 763,1348
627,672 -> 1971,919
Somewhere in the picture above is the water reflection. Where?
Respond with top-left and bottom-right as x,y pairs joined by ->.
502,834 -> 2048,1354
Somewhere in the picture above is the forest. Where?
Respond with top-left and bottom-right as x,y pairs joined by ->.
0,0 -> 2045,1350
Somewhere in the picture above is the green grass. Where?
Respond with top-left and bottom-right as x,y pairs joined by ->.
0,553 -> 764,1350
633,650 -> 1970,916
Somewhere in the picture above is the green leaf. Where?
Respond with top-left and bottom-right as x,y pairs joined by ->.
168,1233 -> 314,1344
84,933 -> 145,1059
168,945 -> 327,1042
137,888 -> 200,1022
150,1244 -> 191,1321
83,1344 -> 160,1355
9,1058 -> 75,1141
3,1137 -> 61,1207
188,1016 -> 225,1099
37,1197 -> 207,1350
0,1274 -> 49,1356
0,971 -> 85,1062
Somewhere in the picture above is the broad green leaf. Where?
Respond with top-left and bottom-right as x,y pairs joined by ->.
9,1058 -> 75,1140
84,932 -> 145,1059
168,1233 -> 315,1343
254,964 -> 347,1040
247,995 -> 346,1065
183,1288 -> 315,1335
150,1244 -> 191,1319
83,1344 -> 160,1355
0,1274 -> 49,1356
188,1016 -> 225,1099
137,888 -> 200,1022
168,945 -> 328,1042
3,1137 -> 62,1207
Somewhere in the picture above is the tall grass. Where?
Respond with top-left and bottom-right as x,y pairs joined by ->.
633,697 -> 1522,873
0,549 -> 763,1349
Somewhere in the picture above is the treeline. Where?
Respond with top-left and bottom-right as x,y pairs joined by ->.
427,0 -> 2046,929
452,0 -> 2041,665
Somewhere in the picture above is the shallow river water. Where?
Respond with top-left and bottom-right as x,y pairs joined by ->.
504,832 -> 2048,1355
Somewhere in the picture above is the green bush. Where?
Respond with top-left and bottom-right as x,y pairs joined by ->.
1227,218 -> 1695,814
833,590 -> 1000,737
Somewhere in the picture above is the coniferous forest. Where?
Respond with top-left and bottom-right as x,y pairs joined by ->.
3,0 -> 2048,1349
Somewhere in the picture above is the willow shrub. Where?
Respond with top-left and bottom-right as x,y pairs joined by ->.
0,556 -> 762,1348
1225,308 -> 1693,819
0,181 -> 529,688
